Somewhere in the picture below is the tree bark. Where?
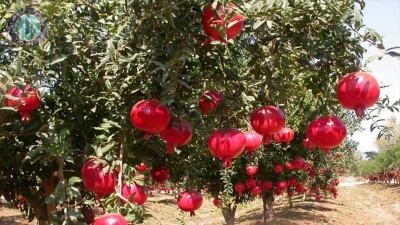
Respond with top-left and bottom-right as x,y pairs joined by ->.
43,173 -> 56,222
262,191 -> 268,224
222,206 -> 236,225
266,194 -> 274,219
19,186 -> 47,225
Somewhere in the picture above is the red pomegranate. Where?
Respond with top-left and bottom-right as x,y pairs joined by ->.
278,127 -> 294,146
245,177 -> 256,188
287,177 -> 297,187
243,131 -> 262,155
286,162 -> 294,170
261,180 -> 273,190
135,162 -> 147,172
93,214 -> 128,225
315,195 -> 321,201
207,128 -> 246,168
250,106 -> 285,139
302,138 -> 316,150
130,100 -> 171,140
273,164 -> 284,174
287,190 -> 294,198
81,207 -> 95,225
213,198 -> 221,207
295,183 -> 304,193
306,115 -> 347,153
336,152 -> 342,159
177,190 -> 203,216
262,135 -> 271,145
198,90 -> 221,115
6,86 -> 40,122
150,164 -> 170,183
245,165 -> 258,177
272,133 -> 281,143
234,183 -> 246,193
276,181 -> 287,190
292,158 -> 304,170
160,118 -> 192,154
81,159 -> 115,195
121,182 -> 148,205
337,71 -> 380,118
274,187 -> 283,196
201,3 -> 244,42
250,185 -> 262,196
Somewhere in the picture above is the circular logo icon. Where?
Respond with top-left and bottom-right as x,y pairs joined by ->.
7,8 -> 47,46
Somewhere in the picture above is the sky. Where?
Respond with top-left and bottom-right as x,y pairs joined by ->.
352,0 -> 400,154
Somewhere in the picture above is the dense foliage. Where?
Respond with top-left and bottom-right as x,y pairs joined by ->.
0,0 -> 396,224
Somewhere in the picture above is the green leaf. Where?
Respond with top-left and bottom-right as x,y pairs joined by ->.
48,55 -> 68,65
68,176 -> 82,185
253,20 -> 265,30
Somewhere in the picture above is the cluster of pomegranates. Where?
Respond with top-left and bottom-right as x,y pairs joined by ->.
364,170 -> 400,184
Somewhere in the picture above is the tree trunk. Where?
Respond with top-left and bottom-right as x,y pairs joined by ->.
19,186 -> 47,225
43,173 -> 56,221
266,194 -> 274,219
289,197 -> 293,208
262,191 -> 268,224
222,206 -> 236,225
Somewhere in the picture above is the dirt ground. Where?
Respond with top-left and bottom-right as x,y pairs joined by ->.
1,177 -> 400,225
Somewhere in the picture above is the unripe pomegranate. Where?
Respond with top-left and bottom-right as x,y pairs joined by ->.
273,164 -> 284,174
177,190 -> 203,216
201,3 -> 244,42
276,181 -> 287,190
198,90 -> 221,115
160,118 -> 192,154
121,182 -> 148,205
337,71 -> 380,118
150,164 -> 170,183
243,131 -> 262,155
81,159 -> 115,195
135,162 -> 147,172
302,138 -> 316,150
272,133 -> 281,143
6,86 -> 40,122
93,214 -> 128,225
306,115 -> 347,153
287,177 -> 297,187
245,177 -> 256,188
245,165 -> 258,177
130,100 -> 171,140
250,106 -> 285,141
234,183 -> 246,193
207,128 -> 246,168
250,185 -> 262,196
278,127 -> 294,146
213,198 -> 221,207
292,158 -> 304,170
259,181 -> 272,191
